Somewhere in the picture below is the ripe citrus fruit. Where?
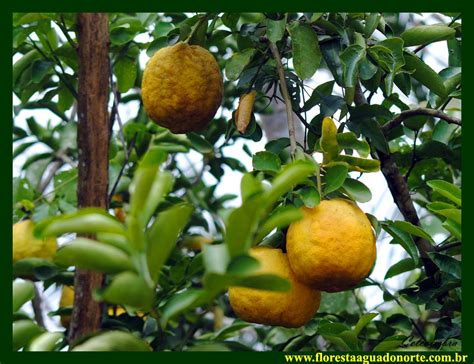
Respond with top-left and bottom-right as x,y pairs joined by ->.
13,220 -> 57,263
141,42 -> 223,134
228,247 -> 321,328
286,199 -> 376,292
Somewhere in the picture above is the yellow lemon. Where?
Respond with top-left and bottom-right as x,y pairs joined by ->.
13,220 -> 57,263
228,247 -> 321,328
286,199 -> 376,292
141,42 -> 223,134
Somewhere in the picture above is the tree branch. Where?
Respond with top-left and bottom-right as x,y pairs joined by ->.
268,41 -> 297,157
354,83 -> 438,279
381,108 -> 461,135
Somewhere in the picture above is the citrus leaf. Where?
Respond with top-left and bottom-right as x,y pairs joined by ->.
324,164 -> 348,194
401,25 -> 455,47
382,223 -> 420,265
391,220 -> 434,244
101,271 -> 154,310
384,258 -> 417,280
27,332 -> 64,352
114,57 -> 137,93
147,203 -> 193,281
13,280 -> 36,313
320,116 -> 340,162
403,52 -> 447,97
343,178 -> 372,203
427,180 -> 461,207
266,17 -> 286,43
252,151 -> 281,172
255,206 -> 303,242
340,44 -> 365,87
225,49 -> 255,81
354,312 -> 378,335
428,252 -> 461,279
54,238 -> 133,274
288,22 -> 321,80
13,320 -> 43,351
72,331 -> 152,351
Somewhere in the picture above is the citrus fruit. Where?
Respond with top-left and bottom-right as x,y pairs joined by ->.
228,247 -> 321,328
13,220 -> 57,263
141,42 -> 223,134
286,199 -> 376,292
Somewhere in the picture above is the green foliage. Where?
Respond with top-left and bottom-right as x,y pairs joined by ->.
12,11 -> 461,353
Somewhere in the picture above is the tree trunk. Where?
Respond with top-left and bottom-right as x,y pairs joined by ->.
69,13 -> 110,345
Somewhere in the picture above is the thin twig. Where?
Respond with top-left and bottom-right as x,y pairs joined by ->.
381,108 -> 461,135
108,134 -> 137,203
37,160 -> 64,193
268,41 -> 297,157
58,14 -> 78,49
32,284 -> 45,328
435,241 -> 461,252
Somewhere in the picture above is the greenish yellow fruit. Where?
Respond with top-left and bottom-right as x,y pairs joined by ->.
286,199 -> 376,292
141,42 -> 223,134
228,247 -> 321,328
13,220 -> 57,263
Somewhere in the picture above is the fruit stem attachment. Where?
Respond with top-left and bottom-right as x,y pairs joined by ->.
269,41 -> 297,158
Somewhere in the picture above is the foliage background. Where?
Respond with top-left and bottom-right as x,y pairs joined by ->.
11,11 -> 462,353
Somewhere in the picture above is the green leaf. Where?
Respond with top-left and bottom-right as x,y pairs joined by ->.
401,25 -> 455,47
336,132 -> 370,158
225,49 -> 255,81
301,80 -> 335,112
340,44 -> 365,87
324,164 -> 348,194
234,273 -> 291,291
298,187 -> 321,208
372,336 -> 404,351
13,320 -> 43,351
265,160 -> 317,208
320,116 -> 340,162
252,151 -> 281,172
391,220 -> 434,244
13,280 -> 36,312
403,52 -> 447,97
54,238 -> 133,274
240,173 -> 264,202
443,219 -> 461,240
266,17 -> 286,43
13,258 -> 56,278
147,203 -> 193,281
384,258 -> 417,280
288,22 -> 321,80
255,206 -> 303,242
129,148 -> 171,227
433,209 -> 461,225
335,155 -> 380,173
72,331 -> 151,351
382,224 -> 420,265
364,13 -> 381,38
343,178 -> 372,203
428,252 -> 461,279
27,332 -> 64,352
160,289 -> 209,326
186,132 -> 213,154
354,312 -> 378,335
225,194 -> 263,257
114,57 -> 137,93
101,271 -> 154,310
34,208 -> 126,238
427,180 -> 461,207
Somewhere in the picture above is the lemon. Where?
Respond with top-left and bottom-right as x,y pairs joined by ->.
228,247 -> 321,328
13,220 -> 57,263
141,42 -> 223,134
286,199 -> 376,292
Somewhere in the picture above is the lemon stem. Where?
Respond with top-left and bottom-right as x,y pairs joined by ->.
269,41 -> 297,158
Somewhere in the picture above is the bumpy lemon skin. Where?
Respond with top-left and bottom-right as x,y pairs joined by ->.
141,42 -> 223,134
13,220 -> 57,263
228,247 -> 321,328
286,199 -> 376,293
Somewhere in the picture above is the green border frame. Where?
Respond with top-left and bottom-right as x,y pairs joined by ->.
5,2 -> 468,363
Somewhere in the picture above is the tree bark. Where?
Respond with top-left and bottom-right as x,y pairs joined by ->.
69,13 -> 110,344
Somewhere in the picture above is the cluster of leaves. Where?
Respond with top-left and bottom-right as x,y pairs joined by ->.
13,12 -> 461,352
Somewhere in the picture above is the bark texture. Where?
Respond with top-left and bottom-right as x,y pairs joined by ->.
69,13 -> 110,344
